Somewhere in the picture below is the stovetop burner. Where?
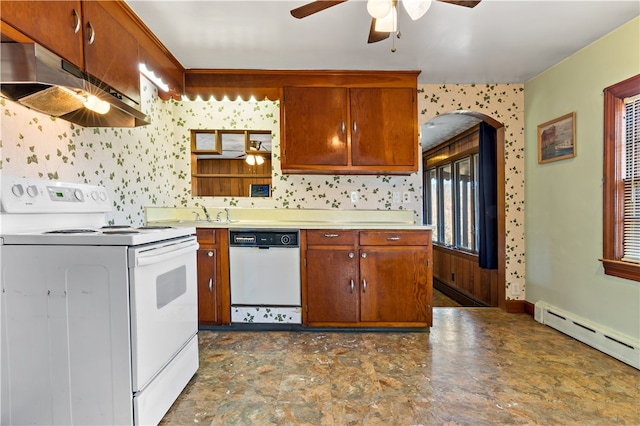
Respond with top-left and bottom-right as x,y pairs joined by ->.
45,229 -> 99,234
138,226 -> 175,230
102,230 -> 140,235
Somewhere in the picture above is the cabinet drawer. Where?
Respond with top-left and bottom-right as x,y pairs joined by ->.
306,230 -> 357,246
359,230 -> 430,246
196,228 -> 217,245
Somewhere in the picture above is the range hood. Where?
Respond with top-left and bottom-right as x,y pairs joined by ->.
1,43 -> 149,128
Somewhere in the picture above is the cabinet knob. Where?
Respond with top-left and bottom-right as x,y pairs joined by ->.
208,251 -> 214,257
348,252 -> 354,258
361,252 -> 367,259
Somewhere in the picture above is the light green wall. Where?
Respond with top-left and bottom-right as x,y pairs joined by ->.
524,17 -> 640,339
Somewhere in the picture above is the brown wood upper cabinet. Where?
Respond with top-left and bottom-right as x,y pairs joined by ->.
1,0 -> 140,105
81,1 -> 140,105
0,1 -> 84,66
281,86 -> 418,175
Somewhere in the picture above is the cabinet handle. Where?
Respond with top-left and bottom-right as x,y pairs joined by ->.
323,233 -> 340,238
361,252 -> 367,258
87,22 -> 95,45
387,237 -> 401,241
362,279 -> 367,293
72,9 -> 81,34
341,121 -> 346,134
208,251 -> 214,257
208,278 -> 213,293
353,121 -> 357,133
348,252 -> 354,259
350,279 -> 354,293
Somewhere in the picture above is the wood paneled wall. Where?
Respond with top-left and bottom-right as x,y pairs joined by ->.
433,245 -> 498,306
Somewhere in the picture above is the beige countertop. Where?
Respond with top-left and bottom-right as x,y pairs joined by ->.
145,207 -> 432,231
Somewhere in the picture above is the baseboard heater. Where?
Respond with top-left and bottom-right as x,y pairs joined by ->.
534,301 -> 639,370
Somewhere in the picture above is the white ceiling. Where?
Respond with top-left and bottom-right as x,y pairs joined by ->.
125,0 -> 639,149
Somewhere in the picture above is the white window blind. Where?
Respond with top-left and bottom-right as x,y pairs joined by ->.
623,94 -> 640,263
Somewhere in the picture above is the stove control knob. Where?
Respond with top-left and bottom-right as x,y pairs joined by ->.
91,191 -> 99,201
26,185 -> 38,197
74,189 -> 84,201
280,235 -> 291,245
99,192 -> 107,201
11,184 -> 24,197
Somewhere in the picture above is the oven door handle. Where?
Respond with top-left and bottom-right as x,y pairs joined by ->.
136,241 -> 199,267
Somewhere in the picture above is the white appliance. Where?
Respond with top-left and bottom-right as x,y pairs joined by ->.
0,176 -> 199,425
229,230 -> 301,324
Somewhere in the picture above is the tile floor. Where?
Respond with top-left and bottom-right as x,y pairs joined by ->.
161,308 -> 639,425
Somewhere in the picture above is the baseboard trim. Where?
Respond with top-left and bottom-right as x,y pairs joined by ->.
505,300 -> 525,313
433,279 -> 489,307
523,300 -> 535,316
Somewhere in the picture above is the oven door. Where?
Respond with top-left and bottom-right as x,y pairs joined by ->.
128,236 -> 199,392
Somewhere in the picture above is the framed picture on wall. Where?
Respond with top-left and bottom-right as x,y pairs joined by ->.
537,112 -> 576,164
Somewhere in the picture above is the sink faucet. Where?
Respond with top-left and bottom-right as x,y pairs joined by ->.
201,206 -> 211,221
192,211 -> 201,221
215,208 -> 230,223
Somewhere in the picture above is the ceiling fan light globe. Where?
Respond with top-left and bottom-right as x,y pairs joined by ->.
367,0 -> 392,19
374,6 -> 397,32
255,155 -> 265,165
402,0 -> 432,20
246,155 -> 256,166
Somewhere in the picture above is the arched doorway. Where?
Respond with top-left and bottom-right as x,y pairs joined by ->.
421,111 -> 506,310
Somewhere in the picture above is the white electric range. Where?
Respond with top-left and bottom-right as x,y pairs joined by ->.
0,176 -> 199,425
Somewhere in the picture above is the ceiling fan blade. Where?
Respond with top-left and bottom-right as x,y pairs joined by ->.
367,18 -> 390,44
436,0 -> 481,8
290,0 -> 349,19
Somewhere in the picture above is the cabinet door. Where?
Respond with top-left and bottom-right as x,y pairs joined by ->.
1,1 -> 83,67
282,87 -> 348,169
350,88 -> 417,169
359,247 -> 430,323
82,1 -> 140,104
306,248 -> 359,323
197,247 -> 219,325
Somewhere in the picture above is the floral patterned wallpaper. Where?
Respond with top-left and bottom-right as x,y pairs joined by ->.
419,84 -> 525,300
0,79 -> 525,299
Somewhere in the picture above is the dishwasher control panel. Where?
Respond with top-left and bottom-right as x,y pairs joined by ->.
229,230 -> 299,247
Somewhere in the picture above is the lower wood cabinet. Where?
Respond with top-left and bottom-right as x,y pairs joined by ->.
195,228 -> 230,326
304,229 -> 432,328
306,231 -> 359,323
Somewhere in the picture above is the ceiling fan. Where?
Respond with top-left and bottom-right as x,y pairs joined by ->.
291,0 -> 481,46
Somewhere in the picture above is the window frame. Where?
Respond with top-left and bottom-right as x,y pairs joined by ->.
602,74 -> 640,282
425,152 -> 479,254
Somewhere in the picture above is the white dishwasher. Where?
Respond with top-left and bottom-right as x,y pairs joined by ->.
228,230 -> 302,324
